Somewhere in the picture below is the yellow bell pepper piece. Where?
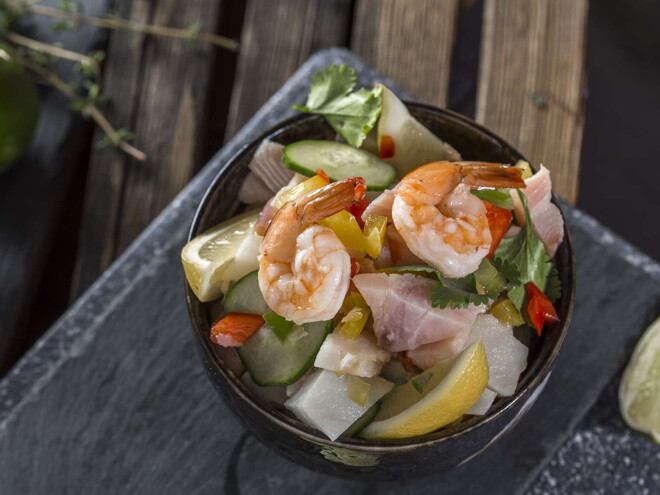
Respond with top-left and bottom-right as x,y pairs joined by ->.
337,292 -> 371,340
346,375 -> 371,407
274,174 -> 328,210
491,298 -> 525,327
317,210 -> 367,254
362,214 -> 387,258
514,160 -> 534,180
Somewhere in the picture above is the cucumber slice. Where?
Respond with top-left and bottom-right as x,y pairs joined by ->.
224,271 -> 332,385
341,402 -> 381,438
238,320 -> 332,386
282,140 -> 397,191
223,270 -> 270,315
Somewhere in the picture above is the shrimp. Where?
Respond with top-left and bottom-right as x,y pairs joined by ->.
392,161 -> 525,278
258,177 -> 366,324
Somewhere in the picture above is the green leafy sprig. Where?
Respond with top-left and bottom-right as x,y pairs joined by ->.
386,265 -> 498,310
492,190 -> 558,311
294,64 -> 382,148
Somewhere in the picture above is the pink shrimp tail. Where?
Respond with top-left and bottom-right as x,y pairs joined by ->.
297,177 -> 366,224
458,161 -> 526,189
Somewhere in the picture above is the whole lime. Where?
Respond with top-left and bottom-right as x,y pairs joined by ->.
0,43 -> 39,174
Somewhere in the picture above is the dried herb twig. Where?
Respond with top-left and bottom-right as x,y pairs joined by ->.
8,1 -> 240,51
4,30 -> 100,74
20,57 -> 146,161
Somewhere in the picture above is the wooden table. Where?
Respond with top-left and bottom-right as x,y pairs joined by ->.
0,0 -> 587,373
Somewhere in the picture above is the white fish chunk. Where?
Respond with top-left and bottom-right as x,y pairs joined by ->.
285,370 -> 393,441
466,388 -> 497,416
353,273 -> 485,352
362,188 -> 395,222
468,314 -> 528,396
406,327 -> 472,369
285,369 -> 313,398
254,173 -> 307,235
511,165 -> 564,257
315,333 -> 391,378
239,140 -> 294,203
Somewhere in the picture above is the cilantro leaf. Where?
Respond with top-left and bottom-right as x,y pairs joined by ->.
493,190 -> 553,294
303,64 -> 356,109
507,284 -> 526,313
385,265 -> 442,278
491,256 -> 521,285
470,188 -> 514,210
429,274 -> 495,310
294,65 -> 382,148
388,265 -> 498,309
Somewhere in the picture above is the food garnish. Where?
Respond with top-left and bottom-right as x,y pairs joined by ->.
292,64 -> 382,148
619,316 -> 660,444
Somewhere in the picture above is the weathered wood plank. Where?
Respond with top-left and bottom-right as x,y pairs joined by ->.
0,0 -> 111,374
71,0 -> 224,297
351,0 -> 461,107
476,0 -> 587,203
224,0 -> 353,138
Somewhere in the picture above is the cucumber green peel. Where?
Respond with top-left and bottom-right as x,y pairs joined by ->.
223,270 -> 331,386
283,140 -> 396,191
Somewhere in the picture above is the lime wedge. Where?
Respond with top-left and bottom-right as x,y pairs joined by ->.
360,340 -> 488,440
619,316 -> 660,443
181,211 -> 259,302
0,43 -> 39,173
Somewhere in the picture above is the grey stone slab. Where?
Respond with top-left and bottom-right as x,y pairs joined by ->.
1,48 -> 658,494
530,379 -> 660,495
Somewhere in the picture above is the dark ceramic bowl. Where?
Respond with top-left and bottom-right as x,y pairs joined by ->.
185,103 -> 575,480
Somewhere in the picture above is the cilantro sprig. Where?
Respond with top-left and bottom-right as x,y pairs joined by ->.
429,275 -> 495,310
492,190 -> 556,310
387,265 -> 497,310
294,65 -> 382,148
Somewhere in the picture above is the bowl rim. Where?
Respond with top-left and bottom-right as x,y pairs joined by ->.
185,102 -> 576,453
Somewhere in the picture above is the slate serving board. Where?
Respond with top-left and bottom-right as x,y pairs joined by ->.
0,48 -> 658,494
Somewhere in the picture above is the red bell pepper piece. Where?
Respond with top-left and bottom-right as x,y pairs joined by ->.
348,196 -> 369,228
210,312 -> 264,347
379,135 -> 395,159
484,201 -> 513,258
315,168 -> 330,184
526,282 -> 559,336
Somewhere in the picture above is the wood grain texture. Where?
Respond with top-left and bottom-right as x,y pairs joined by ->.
71,0 -> 223,298
224,0 -> 353,138
0,0 -> 110,373
351,0 -> 460,107
476,0 -> 588,203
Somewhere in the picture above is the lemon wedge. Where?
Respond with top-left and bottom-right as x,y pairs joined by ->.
619,316 -> 660,443
361,340 -> 488,440
181,211 -> 259,302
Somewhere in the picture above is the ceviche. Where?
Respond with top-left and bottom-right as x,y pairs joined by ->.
182,65 -> 564,441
